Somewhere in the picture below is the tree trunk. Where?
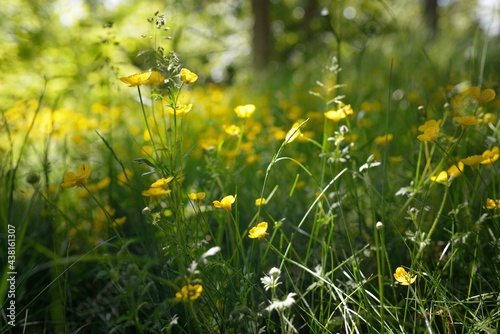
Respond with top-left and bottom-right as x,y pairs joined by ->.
423,0 -> 438,37
252,0 -> 272,71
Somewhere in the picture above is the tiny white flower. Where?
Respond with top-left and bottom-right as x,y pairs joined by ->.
261,267 -> 282,291
265,293 -> 297,312
201,246 -> 221,259
376,221 -> 384,230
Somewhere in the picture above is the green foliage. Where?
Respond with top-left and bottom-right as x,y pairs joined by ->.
1,0 -> 499,333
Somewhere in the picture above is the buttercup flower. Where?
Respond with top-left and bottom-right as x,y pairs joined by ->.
120,70 -> 165,87
175,284 -> 203,301
324,104 -> 354,122
374,133 -> 393,145
150,177 -> 174,188
255,197 -> 266,206
188,192 -> 206,201
167,104 -> 193,117
61,162 -> 91,188
234,104 -> 256,118
468,86 -> 496,103
430,162 -> 463,184
180,68 -> 198,84
285,120 -> 303,144
141,187 -> 171,198
213,195 -> 236,211
461,155 -> 485,167
453,115 -> 482,127
430,171 -> 448,184
417,119 -> 441,142
393,267 -> 416,285
480,146 -> 499,165
142,177 -> 173,199
484,198 -> 500,209
224,124 -> 241,137
248,222 -> 269,239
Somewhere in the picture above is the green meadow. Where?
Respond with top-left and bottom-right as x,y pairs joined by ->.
1,1 -> 499,333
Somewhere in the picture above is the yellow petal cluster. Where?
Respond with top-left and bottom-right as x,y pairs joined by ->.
393,267 -> 416,286
468,86 -> 496,103
430,162 -> 464,184
324,104 -> 354,122
120,70 -> 165,87
188,192 -> 206,201
213,195 -> 236,211
167,104 -> 193,117
142,177 -> 173,199
175,284 -> 203,301
234,104 -> 256,118
285,120 -> 304,144
61,163 -> 91,188
417,119 -> 441,142
484,198 -> 500,210
480,146 -> 499,165
180,68 -> 198,84
453,115 -> 482,127
374,133 -> 393,145
224,124 -> 241,137
255,197 -> 266,206
248,222 -> 269,239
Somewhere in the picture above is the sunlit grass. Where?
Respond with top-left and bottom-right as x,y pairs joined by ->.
1,6 -> 499,334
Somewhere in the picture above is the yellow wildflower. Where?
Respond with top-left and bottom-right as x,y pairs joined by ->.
234,104 -> 256,118
167,104 -> 193,117
175,284 -> 203,301
224,124 -> 241,137
453,115 -> 482,127
285,120 -> 303,144
188,192 -> 206,201
430,162 -> 463,184
324,104 -> 354,122
461,155 -> 485,167
393,267 -> 416,286
255,197 -> 266,206
180,68 -> 198,84
120,70 -> 165,87
480,146 -> 499,165
213,195 -> 236,211
417,119 -> 441,142
150,177 -> 174,188
141,187 -> 171,198
484,199 -> 500,210
468,86 -> 496,103
374,133 -> 393,145
61,163 -> 91,188
430,171 -> 449,184
248,222 -> 269,240
483,113 -> 497,125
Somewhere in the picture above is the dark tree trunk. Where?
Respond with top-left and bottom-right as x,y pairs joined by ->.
252,0 -> 272,71
424,0 -> 438,37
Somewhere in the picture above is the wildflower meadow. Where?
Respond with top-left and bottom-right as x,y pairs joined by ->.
1,1 -> 499,333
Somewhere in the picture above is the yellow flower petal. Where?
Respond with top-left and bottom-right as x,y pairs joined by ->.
453,115 -> 482,127
248,222 -> 269,239
469,86 -> 496,103
180,68 -> 198,84
213,195 -> 236,211
393,267 -> 416,285
61,162 -> 91,188
120,70 -> 165,87
234,104 -> 256,118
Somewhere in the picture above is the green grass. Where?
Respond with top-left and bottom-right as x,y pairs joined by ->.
1,4 -> 499,334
